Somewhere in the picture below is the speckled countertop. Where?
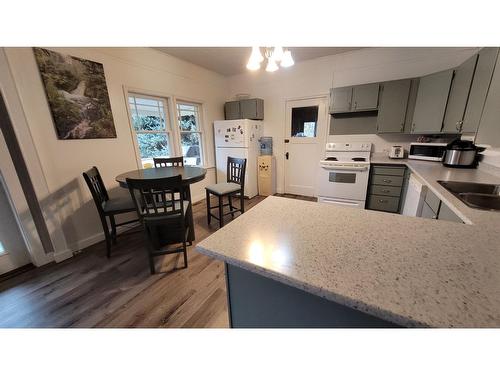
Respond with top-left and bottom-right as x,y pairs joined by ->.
196,155 -> 500,327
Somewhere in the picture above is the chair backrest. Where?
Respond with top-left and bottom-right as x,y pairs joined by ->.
226,157 -> 247,188
153,157 -> 184,168
83,166 -> 109,212
126,175 -> 186,224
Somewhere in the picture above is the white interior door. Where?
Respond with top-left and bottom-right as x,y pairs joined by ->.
284,96 -> 328,197
0,133 -> 31,275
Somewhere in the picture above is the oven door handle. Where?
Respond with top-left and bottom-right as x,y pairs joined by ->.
320,165 -> 369,171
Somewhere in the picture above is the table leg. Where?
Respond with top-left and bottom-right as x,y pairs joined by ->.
185,185 -> 195,242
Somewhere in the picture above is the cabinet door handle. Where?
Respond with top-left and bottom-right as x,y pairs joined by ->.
354,101 -> 357,109
285,152 -> 289,160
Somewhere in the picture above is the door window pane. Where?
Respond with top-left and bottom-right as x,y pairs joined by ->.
180,133 -> 201,166
291,106 -> 318,137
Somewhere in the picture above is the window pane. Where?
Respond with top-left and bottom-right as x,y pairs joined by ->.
181,133 -> 202,166
129,95 -> 168,131
177,103 -> 199,131
291,106 -> 318,137
136,133 -> 170,160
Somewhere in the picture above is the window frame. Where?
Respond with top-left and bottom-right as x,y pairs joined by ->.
124,87 -> 208,169
126,91 -> 176,168
175,99 -> 205,167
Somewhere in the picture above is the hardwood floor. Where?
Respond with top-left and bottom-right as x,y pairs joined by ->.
0,193 -> 316,328
0,195 -> 267,328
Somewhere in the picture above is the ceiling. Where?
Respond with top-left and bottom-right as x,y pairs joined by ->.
153,47 -> 362,76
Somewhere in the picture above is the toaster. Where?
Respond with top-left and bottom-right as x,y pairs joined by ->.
389,145 -> 404,159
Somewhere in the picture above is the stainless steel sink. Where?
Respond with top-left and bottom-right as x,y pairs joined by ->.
438,180 -> 500,211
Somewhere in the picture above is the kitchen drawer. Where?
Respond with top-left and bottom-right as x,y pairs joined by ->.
367,194 -> 400,213
369,184 -> 402,197
371,175 -> 404,187
424,189 -> 441,213
371,166 -> 406,176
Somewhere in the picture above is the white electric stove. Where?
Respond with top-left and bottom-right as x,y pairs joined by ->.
317,142 -> 372,209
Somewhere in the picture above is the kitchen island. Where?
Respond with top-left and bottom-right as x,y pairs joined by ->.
196,163 -> 500,328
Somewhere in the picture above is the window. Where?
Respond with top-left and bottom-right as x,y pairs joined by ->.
291,106 -> 318,137
176,101 -> 204,166
128,94 -> 172,167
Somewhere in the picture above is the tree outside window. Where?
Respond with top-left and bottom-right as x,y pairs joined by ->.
177,102 -> 203,166
128,94 -> 171,167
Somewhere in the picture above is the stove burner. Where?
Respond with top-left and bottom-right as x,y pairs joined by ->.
352,157 -> 366,162
325,157 -> 338,161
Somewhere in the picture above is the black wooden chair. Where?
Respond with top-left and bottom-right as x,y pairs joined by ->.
153,157 -> 184,168
83,166 -> 139,258
126,175 -> 191,274
205,157 -> 246,228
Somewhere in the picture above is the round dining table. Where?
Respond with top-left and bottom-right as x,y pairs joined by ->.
116,166 -> 206,242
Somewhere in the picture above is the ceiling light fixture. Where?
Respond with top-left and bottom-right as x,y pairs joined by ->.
246,47 -> 294,72
280,50 -> 294,68
265,58 -> 279,72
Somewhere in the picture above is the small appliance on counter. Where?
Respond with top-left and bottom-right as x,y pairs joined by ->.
442,139 -> 485,168
408,142 -> 447,161
389,145 -> 404,159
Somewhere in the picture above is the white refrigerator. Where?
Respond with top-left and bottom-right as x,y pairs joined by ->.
214,119 -> 263,198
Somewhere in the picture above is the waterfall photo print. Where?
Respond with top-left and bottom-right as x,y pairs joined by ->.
33,48 -> 116,139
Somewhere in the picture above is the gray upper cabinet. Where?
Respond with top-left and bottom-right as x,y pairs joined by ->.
442,55 -> 478,133
462,48 -> 499,133
411,69 -> 454,134
352,83 -> 380,111
330,87 -> 352,113
240,98 -> 264,120
224,101 -> 241,120
377,79 -> 411,133
224,98 -> 264,120
476,49 -> 500,147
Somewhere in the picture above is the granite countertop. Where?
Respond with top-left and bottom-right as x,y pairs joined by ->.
196,156 -> 500,328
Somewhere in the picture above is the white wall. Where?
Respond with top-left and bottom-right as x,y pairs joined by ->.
227,47 -> 479,193
2,47 -> 227,256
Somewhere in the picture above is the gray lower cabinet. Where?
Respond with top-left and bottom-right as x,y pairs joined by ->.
411,69 -> 454,134
442,55 -> 478,133
421,201 -> 438,219
476,48 -> 500,147
225,263 -> 397,327
330,87 -> 352,113
462,47 -> 499,133
377,79 -> 412,133
352,83 -> 379,111
420,188 -> 463,223
366,164 -> 406,213
437,203 -> 463,223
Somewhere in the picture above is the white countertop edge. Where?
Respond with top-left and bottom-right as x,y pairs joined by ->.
196,243 -> 428,328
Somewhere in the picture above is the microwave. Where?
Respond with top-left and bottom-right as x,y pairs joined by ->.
408,142 -> 447,161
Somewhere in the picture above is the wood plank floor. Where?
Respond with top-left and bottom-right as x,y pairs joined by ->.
0,194 -> 315,328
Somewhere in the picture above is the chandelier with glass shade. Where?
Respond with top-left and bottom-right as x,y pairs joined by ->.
246,47 -> 294,72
